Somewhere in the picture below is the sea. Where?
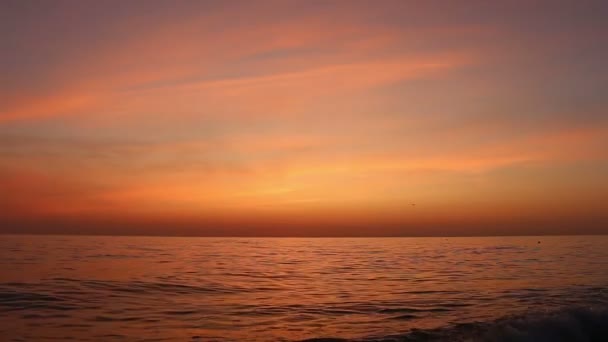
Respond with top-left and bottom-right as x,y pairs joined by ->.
1,235 -> 607,341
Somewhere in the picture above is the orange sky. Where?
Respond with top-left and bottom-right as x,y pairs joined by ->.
1,0 -> 607,236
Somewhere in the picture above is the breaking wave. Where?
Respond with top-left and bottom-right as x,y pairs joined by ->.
303,305 -> 608,342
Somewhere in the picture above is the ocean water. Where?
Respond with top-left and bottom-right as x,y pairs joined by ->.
1,235 -> 607,341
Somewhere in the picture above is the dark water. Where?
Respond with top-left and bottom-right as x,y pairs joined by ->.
1,235 -> 607,341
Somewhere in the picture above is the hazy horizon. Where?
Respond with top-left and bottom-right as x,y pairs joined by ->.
1,231 -> 607,238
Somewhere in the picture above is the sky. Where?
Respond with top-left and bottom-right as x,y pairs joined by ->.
1,0 -> 607,236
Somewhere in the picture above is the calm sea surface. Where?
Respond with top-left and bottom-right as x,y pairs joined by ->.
1,235 -> 607,341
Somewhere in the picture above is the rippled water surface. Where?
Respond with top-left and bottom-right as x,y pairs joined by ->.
1,235 -> 607,341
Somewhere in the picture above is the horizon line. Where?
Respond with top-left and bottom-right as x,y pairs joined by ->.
2,232 -> 607,238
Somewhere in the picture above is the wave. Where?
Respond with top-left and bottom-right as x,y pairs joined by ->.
50,277 -> 247,295
302,305 -> 608,342
0,287 -> 85,312
0,279 -> 243,314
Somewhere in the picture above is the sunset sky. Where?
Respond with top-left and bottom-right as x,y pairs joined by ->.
1,0 -> 607,236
